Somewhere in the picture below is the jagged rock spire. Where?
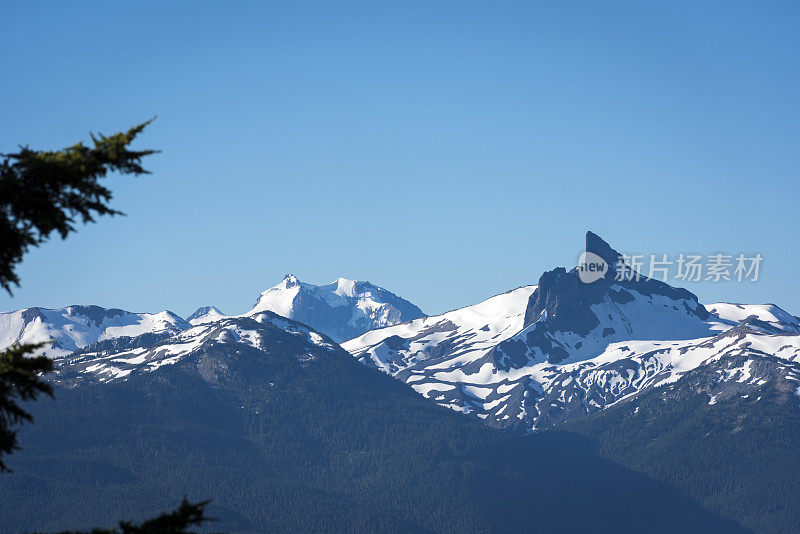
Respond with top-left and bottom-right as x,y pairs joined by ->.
585,231 -> 622,272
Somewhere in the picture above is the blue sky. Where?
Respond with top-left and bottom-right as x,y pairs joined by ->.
2,1 -> 799,318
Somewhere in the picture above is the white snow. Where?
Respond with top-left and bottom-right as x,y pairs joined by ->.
243,274 -> 423,341
0,306 -> 187,359
343,285 -> 537,375
708,302 -> 799,325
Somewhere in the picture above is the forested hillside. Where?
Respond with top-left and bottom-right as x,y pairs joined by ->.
565,355 -> 800,534
0,337 -> 740,533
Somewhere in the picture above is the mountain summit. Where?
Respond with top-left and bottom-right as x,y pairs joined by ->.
519,231 -> 710,362
585,230 -> 622,269
247,275 -> 425,342
187,305 -> 225,325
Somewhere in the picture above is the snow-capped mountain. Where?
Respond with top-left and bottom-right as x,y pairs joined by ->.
245,274 -> 425,342
0,275 -> 422,360
56,310 -> 339,385
343,232 -> 800,431
0,305 -> 188,359
187,305 -> 226,325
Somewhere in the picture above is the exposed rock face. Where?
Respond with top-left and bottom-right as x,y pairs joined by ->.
523,266 -> 602,336
523,231 -> 708,336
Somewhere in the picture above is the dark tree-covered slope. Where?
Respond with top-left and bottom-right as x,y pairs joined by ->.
565,353 -> 800,534
0,326 -> 741,533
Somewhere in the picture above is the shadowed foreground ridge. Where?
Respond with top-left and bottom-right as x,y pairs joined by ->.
0,322 -> 742,533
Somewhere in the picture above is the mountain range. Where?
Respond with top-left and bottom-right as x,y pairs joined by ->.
344,232 -> 800,431
1,232 -> 798,532
0,305 -> 188,359
0,274 -> 424,358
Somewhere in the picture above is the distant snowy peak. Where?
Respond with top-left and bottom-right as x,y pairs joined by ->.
708,302 -> 799,328
187,306 -> 226,325
248,274 -> 304,318
0,305 -> 188,359
248,274 -> 425,342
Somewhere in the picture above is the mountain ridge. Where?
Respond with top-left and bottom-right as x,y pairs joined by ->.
343,232 -> 800,433
0,275 -> 424,355
0,305 -> 188,359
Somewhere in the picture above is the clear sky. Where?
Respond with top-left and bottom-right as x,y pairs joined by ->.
2,1 -> 799,318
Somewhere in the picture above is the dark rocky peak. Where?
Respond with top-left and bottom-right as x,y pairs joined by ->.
585,230 -> 622,271
523,232 -> 708,335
